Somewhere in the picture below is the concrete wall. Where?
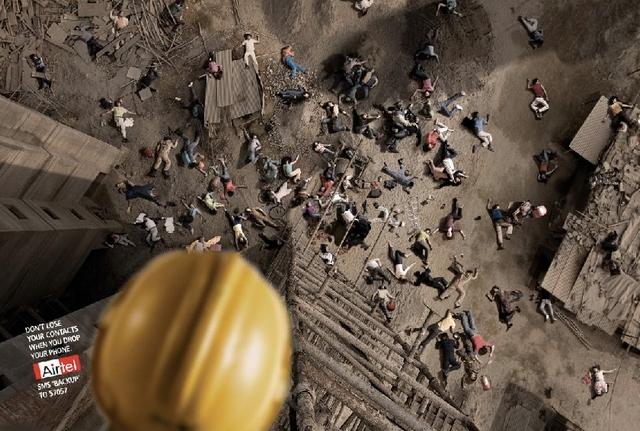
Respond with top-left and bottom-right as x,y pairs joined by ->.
0,96 -> 126,314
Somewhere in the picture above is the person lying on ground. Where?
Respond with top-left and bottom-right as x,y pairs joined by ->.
108,98 -> 135,142
371,285 -> 395,323
282,155 -> 302,182
134,214 -> 162,248
164,0 -> 186,30
369,202 -> 390,223
487,199 -> 513,250
29,54 -> 52,90
352,108 -> 381,139
242,33 -> 259,70
436,333 -> 462,381
519,16 -> 544,49
292,177 -> 312,206
179,129 -> 204,169
210,158 -> 237,200
341,66 -> 378,104
391,104 -> 421,147
414,265 -> 448,296
261,157 -> 280,182
606,96 -> 639,131
387,242 -> 415,281
412,228 -> 433,262
276,87 -> 311,105
411,64 -> 437,100
439,268 -> 478,308
225,208 -> 248,251
590,365 -> 617,400
354,0 -> 373,17
73,26 -> 103,58
281,45 -> 307,78
137,63 -> 159,94
417,310 -> 456,351
382,159 -> 415,192
436,0 -> 463,17
534,149 -> 558,183
320,243 -> 335,266
243,129 -> 262,164
303,200 -> 321,221
186,236 -> 222,253
471,111 -> 494,151
116,181 -> 163,212
174,82 -> 204,127
457,310 -> 495,363
537,288 -> 555,323
313,141 -> 336,162
527,78 -> 549,120
104,233 -> 135,248
269,180 -> 293,204
321,101 -> 350,134
487,286 -> 522,331
206,51 -> 223,79
510,200 -> 532,224
318,192 -> 349,209
149,136 -> 178,178
198,192 -> 225,214
244,207 -> 281,228
177,202 -> 202,234
437,92 -> 465,118
436,210 -> 466,240
365,258 -> 392,284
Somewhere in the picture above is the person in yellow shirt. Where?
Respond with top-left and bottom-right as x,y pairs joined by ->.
110,99 -> 135,142
418,310 -> 456,351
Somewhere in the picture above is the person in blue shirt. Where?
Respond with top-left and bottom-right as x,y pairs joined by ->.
471,112 -> 494,151
486,199 -> 513,250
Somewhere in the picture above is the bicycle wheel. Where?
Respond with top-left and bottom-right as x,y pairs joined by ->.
269,204 -> 286,219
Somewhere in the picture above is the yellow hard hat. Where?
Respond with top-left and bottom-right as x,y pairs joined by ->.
92,252 -> 292,431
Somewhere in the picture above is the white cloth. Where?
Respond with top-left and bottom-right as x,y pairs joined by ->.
341,209 -> 356,224
374,288 -> 393,305
135,212 -> 146,224
442,158 -> 455,177
164,217 -> 175,233
320,252 -> 335,266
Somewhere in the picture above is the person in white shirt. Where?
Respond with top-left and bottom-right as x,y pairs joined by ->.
320,243 -> 335,266
371,285 -> 395,322
354,0 -> 373,17
242,33 -> 259,70
365,258 -> 391,283
387,242 -> 415,281
591,366 -> 617,399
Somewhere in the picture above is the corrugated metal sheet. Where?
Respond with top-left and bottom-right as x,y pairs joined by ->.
541,236 -> 589,304
215,49 -> 238,107
204,54 -> 263,126
229,60 -> 262,120
622,303 -> 640,349
569,96 -> 612,164
204,75 -> 220,127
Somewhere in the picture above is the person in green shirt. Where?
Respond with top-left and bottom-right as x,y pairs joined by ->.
282,155 -> 302,182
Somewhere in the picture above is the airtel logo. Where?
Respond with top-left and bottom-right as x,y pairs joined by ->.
32,355 -> 81,380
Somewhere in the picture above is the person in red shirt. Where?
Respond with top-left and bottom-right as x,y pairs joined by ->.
527,78 -> 549,120
458,310 -> 495,363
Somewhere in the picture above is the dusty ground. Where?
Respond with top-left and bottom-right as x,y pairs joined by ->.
11,0 -> 640,429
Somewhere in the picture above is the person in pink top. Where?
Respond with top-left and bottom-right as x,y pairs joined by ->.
281,45 -> 307,78
527,78 -> 549,120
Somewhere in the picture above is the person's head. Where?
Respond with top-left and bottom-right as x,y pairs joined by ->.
471,111 -> 479,118
115,98 -> 123,107
29,54 -> 39,62
537,173 -> 548,183
282,156 -> 291,164
438,332 -> 450,341
478,346 -> 489,355
407,181 -> 415,188
608,96 -> 618,105
492,204 -> 500,210
373,202 -> 380,209
320,243 -> 329,253
532,78 -> 539,84
115,182 -> 127,192
252,134 -> 258,140
233,208 -> 240,215
199,236 -> 205,242
592,364 -> 601,372
465,270 -> 475,276
244,33 -> 252,40
313,141 -> 321,149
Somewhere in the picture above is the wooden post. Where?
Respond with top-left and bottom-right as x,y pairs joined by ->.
304,137 -> 363,253
292,351 -> 318,431
353,204 -> 398,287
299,338 -> 428,431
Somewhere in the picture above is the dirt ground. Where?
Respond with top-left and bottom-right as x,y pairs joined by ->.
14,0 -> 640,429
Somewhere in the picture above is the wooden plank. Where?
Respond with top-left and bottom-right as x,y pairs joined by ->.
72,39 -> 91,63
46,22 -> 67,45
95,31 -> 132,58
215,49 -> 236,107
114,34 -> 140,61
204,74 -> 221,126
44,36 -> 76,54
77,0 -> 107,17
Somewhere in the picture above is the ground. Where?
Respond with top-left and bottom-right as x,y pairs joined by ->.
12,0 -> 640,429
